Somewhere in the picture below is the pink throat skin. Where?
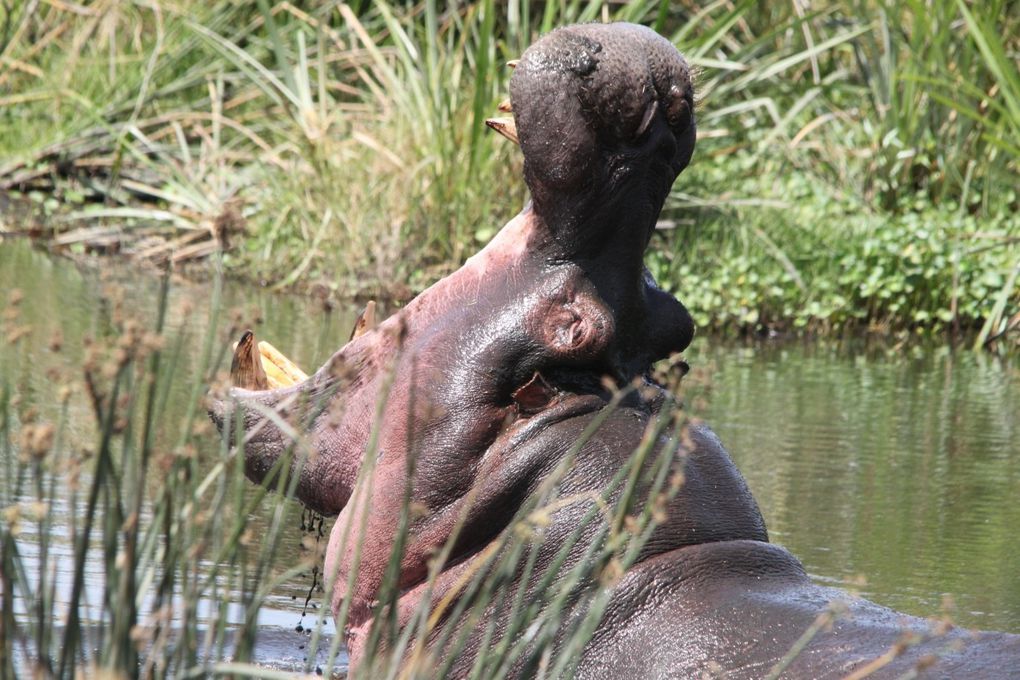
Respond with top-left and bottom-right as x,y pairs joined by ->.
321,206 -> 542,660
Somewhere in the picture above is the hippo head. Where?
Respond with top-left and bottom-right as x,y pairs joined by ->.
211,23 -> 765,671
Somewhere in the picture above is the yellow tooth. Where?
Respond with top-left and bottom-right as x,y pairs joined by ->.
507,59 -> 519,69
485,117 -> 519,145
231,330 -> 269,391
258,340 -> 308,386
350,300 -> 377,340
261,358 -> 294,389
497,98 -> 512,113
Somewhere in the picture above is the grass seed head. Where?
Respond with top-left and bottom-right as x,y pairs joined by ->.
2,505 -> 22,536
19,422 -> 56,459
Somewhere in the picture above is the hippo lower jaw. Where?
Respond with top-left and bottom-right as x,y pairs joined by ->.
209,207 -> 545,514
334,390 -> 624,659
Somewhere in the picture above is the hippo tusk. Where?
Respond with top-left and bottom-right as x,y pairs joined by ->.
349,300 -> 377,340
230,330 -> 308,390
497,98 -> 512,113
635,99 -> 659,139
485,117 -> 519,145
230,299 -> 378,393
506,59 -> 519,69
231,330 -> 269,390
258,340 -> 308,386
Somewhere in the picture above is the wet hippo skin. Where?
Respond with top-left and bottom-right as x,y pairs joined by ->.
211,23 -> 1020,678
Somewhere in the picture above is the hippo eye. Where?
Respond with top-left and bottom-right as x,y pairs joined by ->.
666,87 -> 691,132
512,372 -> 557,415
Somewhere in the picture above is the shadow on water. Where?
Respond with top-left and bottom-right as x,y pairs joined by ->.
2,239 -> 1019,675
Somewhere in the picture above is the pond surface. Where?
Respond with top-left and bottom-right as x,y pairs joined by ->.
682,338 -> 1020,633
2,239 -> 1019,674
1,239 -> 355,673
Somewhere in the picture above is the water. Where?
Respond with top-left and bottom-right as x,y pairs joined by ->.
2,239 -> 1019,674
683,339 -> 1020,633
1,240 -> 354,673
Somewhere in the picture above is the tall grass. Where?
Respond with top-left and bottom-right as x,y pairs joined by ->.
0,0 -> 1016,338
0,274 -> 691,677
647,0 -> 1018,339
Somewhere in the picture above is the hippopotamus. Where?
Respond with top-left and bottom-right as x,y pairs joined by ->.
211,22 -> 1020,678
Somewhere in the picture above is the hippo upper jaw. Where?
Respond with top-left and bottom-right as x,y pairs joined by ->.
511,22 -> 696,266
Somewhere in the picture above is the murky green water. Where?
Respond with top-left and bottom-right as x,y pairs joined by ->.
3,239 -> 1019,671
683,340 -> 1020,633
1,240 -> 358,671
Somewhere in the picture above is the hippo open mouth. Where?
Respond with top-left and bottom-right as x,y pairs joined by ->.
210,17 -> 740,659
210,22 -> 1020,678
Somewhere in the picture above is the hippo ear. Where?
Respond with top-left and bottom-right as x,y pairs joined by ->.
534,291 -> 614,361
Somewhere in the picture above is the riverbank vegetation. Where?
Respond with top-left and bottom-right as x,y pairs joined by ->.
0,0 -> 1017,343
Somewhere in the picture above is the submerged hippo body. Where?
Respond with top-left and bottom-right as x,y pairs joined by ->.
212,23 -> 1020,678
